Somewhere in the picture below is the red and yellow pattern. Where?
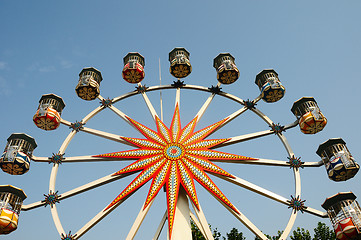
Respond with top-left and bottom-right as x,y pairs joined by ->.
122,62 -> 145,83
95,104 -> 256,238
299,111 -> 327,134
0,208 -> 18,234
33,107 -> 61,131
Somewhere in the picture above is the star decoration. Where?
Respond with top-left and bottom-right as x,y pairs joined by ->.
100,98 -> 113,108
61,231 -> 77,240
208,85 -> 222,94
287,155 -> 304,169
70,121 -> 84,132
243,99 -> 256,109
270,123 -> 285,135
288,195 -> 306,213
95,104 -> 257,238
43,190 -> 61,207
171,80 -> 186,88
49,152 -> 65,165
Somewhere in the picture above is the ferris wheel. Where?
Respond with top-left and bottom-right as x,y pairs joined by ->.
1,48 -> 360,240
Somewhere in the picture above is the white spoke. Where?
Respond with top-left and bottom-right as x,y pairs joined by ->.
22,172 -> 137,211
31,155 -> 137,163
175,87 -> 180,109
213,174 -> 289,205
195,82 -> 221,124
74,192 -> 136,239
126,199 -> 155,240
213,120 -> 298,148
61,155 -> 137,163
189,212 -> 208,240
212,193 -> 268,240
211,157 -> 289,166
60,118 -> 134,146
138,82 -> 159,122
108,105 -> 135,128
190,201 -> 214,240
152,210 -> 167,240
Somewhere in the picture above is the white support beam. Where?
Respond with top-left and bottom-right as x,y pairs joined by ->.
190,201 -> 214,240
74,193 -> 135,239
126,199 -> 155,240
195,82 -> 221,124
189,212 -> 208,240
60,119 -> 133,146
213,120 -> 298,149
22,172 -> 136,211
215,174 -> 289,205
138,83 -> 159,122
153,210 -> 168,240
171,187 -> 192,240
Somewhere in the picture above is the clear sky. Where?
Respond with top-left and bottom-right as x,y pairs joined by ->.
1,1 -> 361,239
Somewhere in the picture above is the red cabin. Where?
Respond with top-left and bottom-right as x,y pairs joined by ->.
122,52 -> 145,84
322,192 -> 361,240
33,94 -> 65,131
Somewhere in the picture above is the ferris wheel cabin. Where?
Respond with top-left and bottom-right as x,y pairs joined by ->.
0,185 -> 27,235
213,53 -> 240,84
0,133 -> 37,175
255,69 -> 285,103
75,67 -> 103,100
322,192 -> 361,240
317,138 -> 359,182
168,47 -> 192,79
33,93 -> 65,131
291,97 -> 327,134
122,52 -> 145,83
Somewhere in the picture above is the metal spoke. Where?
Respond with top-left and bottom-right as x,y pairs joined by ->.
60,118 -> 135,146
74,191 -> 136,239
190,201 -> 214,240
213,173 -> 289,205
189,212 -> 208,240
212,193 -> 268,240
138,82 -> 160,122
194,82 -> 221,124
212,120 -> 298,149
210,157 -> 289,166
22,172 -> 137,211
126,199 -> 155,240
152,210 -> 167,240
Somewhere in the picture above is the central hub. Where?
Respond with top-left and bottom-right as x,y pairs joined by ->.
164,143 -> 185,161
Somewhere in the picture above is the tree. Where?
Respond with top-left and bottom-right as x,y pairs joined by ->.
191,221 -> 223,240
254,230 -> 283,240
224,227 -> 245,240
312,222 -> 335,240
290,227 -> 311,240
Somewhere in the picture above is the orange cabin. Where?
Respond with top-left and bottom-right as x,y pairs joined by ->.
0,185 -> 27,235
291,97 -> 327,134
33,94 -> 65,131
122,52 -> 145,84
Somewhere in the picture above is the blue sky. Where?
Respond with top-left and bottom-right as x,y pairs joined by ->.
1,1 -> 361,239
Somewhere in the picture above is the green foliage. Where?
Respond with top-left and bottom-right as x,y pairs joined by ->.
192,221 -> 335,240
191,221 -> 206,240
224,227 -> 246,240
254,230 -> 283,240
290,227 -> 311,240
312,222 -> 335,240
191,221 -> 223,240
